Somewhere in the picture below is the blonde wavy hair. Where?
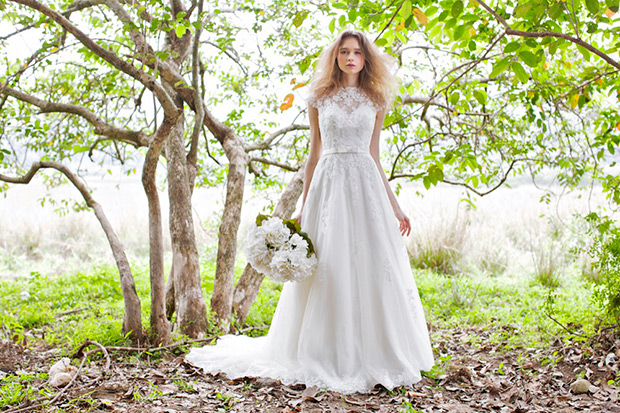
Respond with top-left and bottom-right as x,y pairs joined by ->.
308,30 -> 396,109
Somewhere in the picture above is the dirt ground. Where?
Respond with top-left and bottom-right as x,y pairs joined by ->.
1,326 -> 619,412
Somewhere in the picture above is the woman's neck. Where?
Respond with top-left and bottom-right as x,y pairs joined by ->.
341,73 -> 359,88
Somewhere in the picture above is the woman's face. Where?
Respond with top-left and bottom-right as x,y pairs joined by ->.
336,36 -> 365,75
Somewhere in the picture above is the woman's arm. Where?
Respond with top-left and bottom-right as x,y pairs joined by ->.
369,108 -> 411,236
295,104 -> 322,224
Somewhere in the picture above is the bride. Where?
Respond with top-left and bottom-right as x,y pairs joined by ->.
186,29 -> 434,394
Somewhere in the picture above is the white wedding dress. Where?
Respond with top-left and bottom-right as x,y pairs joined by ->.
186,86 -> 434,394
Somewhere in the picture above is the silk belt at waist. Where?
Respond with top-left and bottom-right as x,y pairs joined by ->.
322,148 -> 368,155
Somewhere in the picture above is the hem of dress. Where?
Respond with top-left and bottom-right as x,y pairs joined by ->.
186,355 -> 429,395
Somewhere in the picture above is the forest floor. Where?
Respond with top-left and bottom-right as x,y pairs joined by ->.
1,262 -> 620,411
1,324 -> 619,413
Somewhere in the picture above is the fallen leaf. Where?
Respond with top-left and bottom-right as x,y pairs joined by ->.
570,378 -> 591,394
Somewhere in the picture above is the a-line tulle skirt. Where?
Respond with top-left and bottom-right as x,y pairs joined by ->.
186,152 -> 434,394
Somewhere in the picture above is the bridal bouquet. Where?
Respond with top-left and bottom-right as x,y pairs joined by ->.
245,214 -> 318,283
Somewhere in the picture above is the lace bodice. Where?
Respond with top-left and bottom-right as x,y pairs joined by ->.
308,87 -> 379,153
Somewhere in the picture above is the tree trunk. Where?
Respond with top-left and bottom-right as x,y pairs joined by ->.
210,136 -> 249,331
232,165 -> 305,325
90,202 -> 144,343
142,117 -> 174,345
166,115 -> 208,338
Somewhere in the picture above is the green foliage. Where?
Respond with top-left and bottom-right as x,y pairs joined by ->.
133,382 -> 164,402
584,213 -> 620,321
0,372 -> 49,408
0,255 -> 280,353
398,401 -> 424,413
324,0 -> 620,201
422,353 -> 452,380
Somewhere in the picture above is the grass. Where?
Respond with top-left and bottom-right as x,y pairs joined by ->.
0,254 -> 597,355
415,269 -> 596,349
0,257 -> 281,351
407,209 -> 468,275
0,372 -> 50,408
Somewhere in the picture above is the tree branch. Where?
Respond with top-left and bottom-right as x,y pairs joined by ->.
3,86 -> 150,147
249,157 -> 299,172
441,159 -> 518,196
389,136 -> 437,180
0,0 -> 106,42
10,0 -> 180,116
402,95 -> 492,116
187,0 -> 205,171
103,0 -> 192,103
475,0 -> 620,71
245,124 -> 309,152
119,0 -> 154,23
505,29 -> 620,70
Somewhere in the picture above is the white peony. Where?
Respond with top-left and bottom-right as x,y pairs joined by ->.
245,224 -> 273,274
261,217 -> 290,249
269,234 -> 317,283
245,214 -> 318,283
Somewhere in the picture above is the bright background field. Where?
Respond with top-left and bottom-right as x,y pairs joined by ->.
0,175 -> 607,349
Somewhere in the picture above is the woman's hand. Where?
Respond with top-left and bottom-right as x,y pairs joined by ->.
394,208 -> 411,237
294,210 -> 303,226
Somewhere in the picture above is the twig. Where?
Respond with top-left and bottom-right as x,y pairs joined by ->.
374,0 -> 404,43
75,340 -> 111,373
55,307 -> 91,318
45,356 -> 87,406
545,312 -> 587,338
105,336 -> 218,353
238,324 -> 269,334
475,0 -> 620,71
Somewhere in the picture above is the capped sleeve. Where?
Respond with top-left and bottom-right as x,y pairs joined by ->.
304,89 -> 319,109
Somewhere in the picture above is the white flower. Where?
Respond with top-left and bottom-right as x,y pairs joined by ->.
245,214 -> 318,282
269,235 -> 317,283
20,290 -> 31,301
245,224 -> 273,274
261,217 -> 290,249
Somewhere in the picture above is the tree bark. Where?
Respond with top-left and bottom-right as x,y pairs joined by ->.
142,117 -> 175,345
166,115 -> 208,337
232,165 -> 305,325
165,269 -> 176,320
210,136 -> 249,331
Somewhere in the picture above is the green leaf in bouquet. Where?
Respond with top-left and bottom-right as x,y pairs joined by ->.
297,230 -> 316,257
256,213 -> 270,226
283,218 -> 300,234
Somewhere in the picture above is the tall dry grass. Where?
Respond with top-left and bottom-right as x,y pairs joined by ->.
0,175 -> 614,282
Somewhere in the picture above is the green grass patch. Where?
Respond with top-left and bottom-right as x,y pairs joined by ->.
0,257 -> 282,352
0,371 -> 50,408
415,269 -> 596,349
0,257 -> 600,356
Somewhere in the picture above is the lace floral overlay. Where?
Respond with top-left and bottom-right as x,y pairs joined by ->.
307,87 -> 378,153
